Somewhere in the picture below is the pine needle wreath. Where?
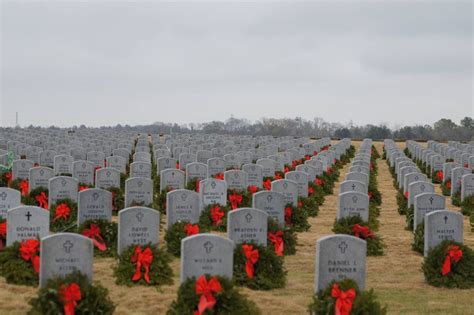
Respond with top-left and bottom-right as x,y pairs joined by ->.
308,182 -> 325,205
332,216 -> 384,256
298,196 -> 319,217
308,279 -> 387,315
396,190 -> 408,215
24,187 -> 49,209
405,205 -> 414,230
440,181 -> 451,196
422,241 -> 474,288
198,204 -> 230,232
0,217 -> 6,251
28,271 -> 116,315
0,240 -> 39,286
156,188 -> 174,214
227,189 -> 251,209
185,179 -> 199,192
77,219 -> 117,258
233,242 -> 287,290
451,191 -> 461,207
412,223 -> 424,254
319,173 -> 335,195
164,221 -> 206,257
50,199 -> 78,232
268,218 -> 297,256
0,171 -> 12,187
167,275 -> 261,315
371,146 -> 381,160
284,203 -> 310,232
107,187 -> 124,214
369,175 -> 382,206
431,170 -> 443,184
114,243 -> 174,287
461,195 -> 474,216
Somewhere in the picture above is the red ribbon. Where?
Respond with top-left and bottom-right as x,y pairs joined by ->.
19,180 -> 29,196
275,172 -> 283,180
59,283 -> 82,315
0,221 -> 6,251
352,224 -> 374,239
131,246 -> 153,283
195,275 -> 222,315
331,283 -> 356,315
53,203 -> 71,222
435,171 -> 444,181
284,206 -> 292,225
214,173 -> 224,180
19,239 -> 40,273
315,178 -> 323,186
304,155 -> 311,161
185,223 -> 200,236
248,185 -> 258,194
446,181 -> 451,189
284,166 -> 290,173
442,245 -> 463,276
292,160 -> 297,168
368,192 -> 372,200
268,231 -> 284,256
4,172 -> 12,186
78,186 -> 89,192
263,179 -> 272,191
308,186 -> 314,196
229,192 -> 243,210
176,162 -> 180,169
195,178 -> 200,192
210,205 -> 224,226
326,168 -> 332,174
82,224 -> 107,251
405,191 -> 408,200
35,192 -> 49,210
242,244 -> 259,279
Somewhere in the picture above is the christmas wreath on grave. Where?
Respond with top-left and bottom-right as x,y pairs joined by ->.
114,243 -> 174,287
165,221 -> 206,257
451,191 -> 461,207
308,279 -> 387,315
78,183 -> 94,192
332,216 -> 384,256
24,187 -> 49,210
29,270 -> 116,314
396,190 -> 408,215
227,189 -> 251,209
107,187 -> 124,214
156,187 -> 174,214
212,172 -> 225,180
284,203 -> 310,232
0,171 -> 12,187
198,204 -> 230,232
431,170 -> 443,184
308,181 -> 325,205
405,206 -> 415,231
268,218 -> 297,256
0,218 -> 6,251
0,239 -> 40,286
11,179 -> 29,199
186,178 -> 200,192
422,241 -> 474,288
369,175 -> 382,206
233,243 -> 286,290
319,173 -> 335,195
50,199 -> 78,232
412,223 -> 425,254
461,195 -> 474,216
298,195 -> 319,217
262,177 -> 273,191
440,180 -> 451,196
167,274 -> 261,315
77,219 -> 117,258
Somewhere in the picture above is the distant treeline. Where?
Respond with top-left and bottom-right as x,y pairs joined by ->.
16,116 -> 474,142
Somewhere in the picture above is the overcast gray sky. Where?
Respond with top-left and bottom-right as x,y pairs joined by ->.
1,0 -> 472,128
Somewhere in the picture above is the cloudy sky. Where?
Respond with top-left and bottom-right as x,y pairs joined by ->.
1,0 -> 472,128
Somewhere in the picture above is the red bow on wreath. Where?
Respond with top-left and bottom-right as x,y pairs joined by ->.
19,239 -> 40,273
131,246 -> 153,283
308,186 -> 314,196
185,223 -> 200,236
331,283 -> 356,315
275,172 -> 283,180
284,206 -> 292,225
247,185 -> 258,194
436,171 -> 444,181
214,173 -> 224,180
446,181 -> 451,189
0,220 -> 6,250
404,192 -> 408,200
268,231 -> 284,256
210,205 -> 224,226
195,178 -> 200,192
263,179 -> 272,191
53,203 -> 71,222
194,275 -> 222,315
4,172 -> 12,186
292,160 -> 297,168
20,180 -> 29,196
229,192 -> 243,210
352,224 -> 374,239
35,192 -> 48,210
242,244 -> 259,279
315,178 -> 323,186
78,186 -> 89,192
304,155 -> 311,161
284,166 -> 290,173
82,224 -> 107,251
326,168 -> 332,175
59,283 -> 82,315
368,192 -> 372,200
442,245 -> 463,276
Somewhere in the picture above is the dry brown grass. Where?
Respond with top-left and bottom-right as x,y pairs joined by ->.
1,141 -> 473,314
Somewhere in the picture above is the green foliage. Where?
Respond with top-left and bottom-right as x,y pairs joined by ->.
77,219 -> 118,258
198,204 -> 230,232
24,187 -> 49,208
267,218 -> 297,256
285,204 -> 310,232
440,181 -> 451,196
422,241 -> 474,288
451,191 -> 461,207
396,190 -> 407,215
50,199 -> 78,232
308,279 -> 387,315
299,196 -> 319,217
412,223 -> 424,254
405,206 -> 414,231
28,271 -> 115,315
233,243 -> 286,290
114,243 -> 174,287
164,221 -> 206,257
167,275 -> 261,315
461,195 -> 474,216
0,241 -> 38,286
107,187 -> 124,214
332,216 -> 384,256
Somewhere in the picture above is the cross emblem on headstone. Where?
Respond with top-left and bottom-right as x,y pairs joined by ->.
63,240 -> 74,253
93,193 -> 99,201
245,213 -> 253,223
181,193 -> 187,201
25,211 -> 32,221
136,212 -> 144,222
283,182 -> 288,189
352,196 -> 358,203
339,241 -> 348,253
61,179 -> 67,186
351,184 -> 356,190
429,196 -> 434,204
39,169 -> 44,176
0,192 -> 7,201
137,181 -> 143,187
211,182 -> 216,189
444,216 -> 448,224
203,241 -> 213,254
266,195 -> 273,203
420,185 -> 425,191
